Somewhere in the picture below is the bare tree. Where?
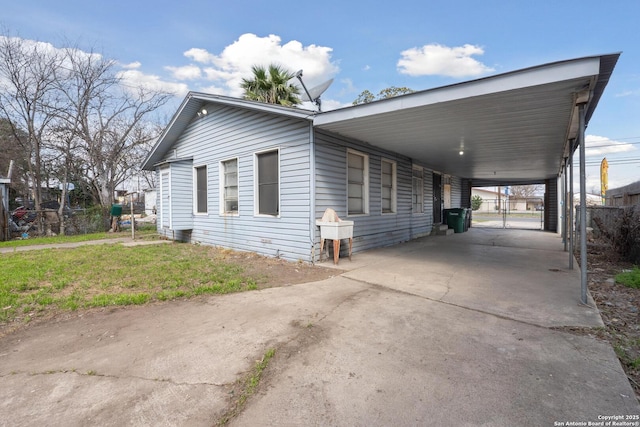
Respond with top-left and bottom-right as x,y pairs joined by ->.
0,33 -> 173,234
0,118 -> 29,198
0,33 -> 63,232
78,86 -> 171,211
510,184 -> 542,199
55,52 -> 173,228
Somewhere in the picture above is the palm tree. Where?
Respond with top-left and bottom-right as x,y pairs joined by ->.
241,64 -> 301,107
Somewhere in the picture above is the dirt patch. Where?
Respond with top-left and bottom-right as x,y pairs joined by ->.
584,241 -> 640,399
212,248 -> 343,289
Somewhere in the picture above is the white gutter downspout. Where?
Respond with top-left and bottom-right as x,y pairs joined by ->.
309,121 -> 316,264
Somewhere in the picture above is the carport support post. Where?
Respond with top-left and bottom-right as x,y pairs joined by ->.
569,139 -> 575,270
578,104 -> 588,305
562,159 -> 567,251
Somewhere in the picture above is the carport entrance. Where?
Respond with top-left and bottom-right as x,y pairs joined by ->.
471,185 -> 545,230
472,205 -> 544,230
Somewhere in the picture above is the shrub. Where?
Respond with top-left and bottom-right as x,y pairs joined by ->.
471,195 -> 483,211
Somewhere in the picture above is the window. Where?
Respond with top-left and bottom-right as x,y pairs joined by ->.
348,150 -> 369,215
194,165 -> 208,214
381,159 -> 397,214
220,158 -> 238,214
412,166 -> 424,214
256,150 -> 279,216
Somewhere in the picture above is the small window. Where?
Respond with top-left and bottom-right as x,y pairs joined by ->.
348,150 -> 369,215
195,165 -> 208,214
412,166 -> 424,214
221,158 -> 238,214
256,150 -> 279,216
381,159 -> 396,214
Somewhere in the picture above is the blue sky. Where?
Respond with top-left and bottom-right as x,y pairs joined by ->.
2,0 -> 639,190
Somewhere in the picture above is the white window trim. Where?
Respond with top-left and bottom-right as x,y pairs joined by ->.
347,148 -> 369,216
219,157 -> 239,216
254,148 -> 281,218
381,158 -> 397,215
193,164 -> 208,215
412,165 -> 424,215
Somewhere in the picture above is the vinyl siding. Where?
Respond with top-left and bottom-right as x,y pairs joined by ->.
156,103 -> 313,262
152,102 -> 470,263
170,160 -> 194,230
451,175 -> 462,208
314,130 -> 434,258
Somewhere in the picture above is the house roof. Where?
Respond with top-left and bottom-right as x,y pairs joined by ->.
142,53 -> 619,186
314,53 -> 619,186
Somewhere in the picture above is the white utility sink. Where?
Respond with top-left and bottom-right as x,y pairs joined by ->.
316,220 -> 354,264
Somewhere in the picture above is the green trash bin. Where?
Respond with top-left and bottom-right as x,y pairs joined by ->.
446,209 -> 465,233
110,204 -> 122,217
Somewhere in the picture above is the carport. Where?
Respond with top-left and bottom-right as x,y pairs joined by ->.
314,53 -> 620,304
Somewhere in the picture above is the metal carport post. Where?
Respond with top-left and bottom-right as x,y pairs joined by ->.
578,104 -> 588,305
569,139 -> 575,271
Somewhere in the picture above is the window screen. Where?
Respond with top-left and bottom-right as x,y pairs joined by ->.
222,159 -> 238,213
195,166 -> 207,213
257,151 -> 279,215
412,166 -> 423,213
348,151 -> 367,215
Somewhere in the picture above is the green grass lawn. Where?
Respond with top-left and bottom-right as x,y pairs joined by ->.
0,242 -> 257,325
616,267 -> 640,289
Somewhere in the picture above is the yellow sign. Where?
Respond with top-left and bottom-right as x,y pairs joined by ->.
600,157 -> 608,205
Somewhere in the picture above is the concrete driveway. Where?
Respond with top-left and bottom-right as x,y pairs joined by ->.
1,229 -> 638,426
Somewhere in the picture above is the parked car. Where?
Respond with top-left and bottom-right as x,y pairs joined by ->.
11,206 -> 36,224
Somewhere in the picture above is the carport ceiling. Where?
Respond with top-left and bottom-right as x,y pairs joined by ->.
314,54 -> 619,186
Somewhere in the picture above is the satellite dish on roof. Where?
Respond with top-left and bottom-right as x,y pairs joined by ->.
295,70 -> 333,112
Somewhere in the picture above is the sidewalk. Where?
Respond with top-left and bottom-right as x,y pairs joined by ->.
0,236 -> 168,254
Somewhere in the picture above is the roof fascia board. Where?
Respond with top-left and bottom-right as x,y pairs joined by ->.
189,92 -> 316,120
154,156 -> 194,168
141,94 -> 193,170
314,56 -> 601,126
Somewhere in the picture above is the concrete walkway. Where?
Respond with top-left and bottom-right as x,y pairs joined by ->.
0,229 -> 638,426
0,236 -> 169,254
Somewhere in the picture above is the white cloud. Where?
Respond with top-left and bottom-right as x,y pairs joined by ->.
339,78 -> 356,95
121,61 -> 141,70
117,69 -> 189,97
319,98 -> 351,111
397,43 -> 494,78
1,36 -> 187,100
165,64 -> 201,80
585,134 -> 635,156
179,33 -> 339,97
615,89 -> 640,97
184,48 -> 215,64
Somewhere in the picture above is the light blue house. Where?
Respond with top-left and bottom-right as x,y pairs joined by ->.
141,54 -> 618,263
